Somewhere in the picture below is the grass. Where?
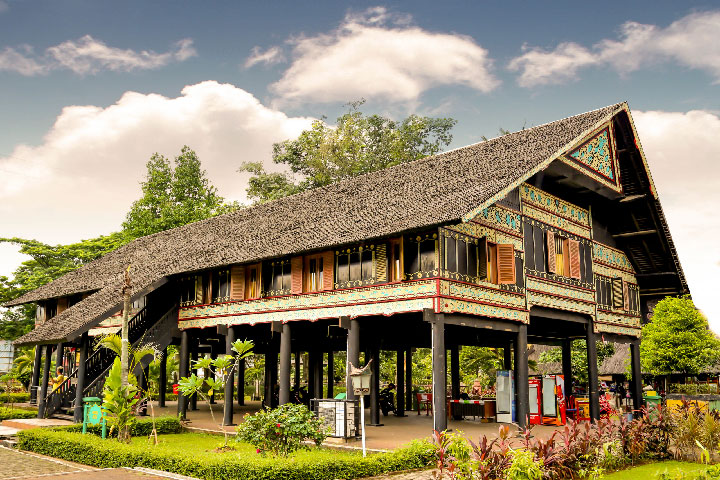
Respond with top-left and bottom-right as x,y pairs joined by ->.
130,432 -> 365,461
602,461 -> 710,479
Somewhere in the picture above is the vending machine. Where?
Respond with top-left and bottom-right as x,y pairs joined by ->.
528,378 -> 543,425
541,374 -> 567,426
496,370 -> 515,423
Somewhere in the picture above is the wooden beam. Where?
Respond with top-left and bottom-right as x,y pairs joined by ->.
612,230 -> 657,239
441,314 -> 519,332
619,194 -> 647,203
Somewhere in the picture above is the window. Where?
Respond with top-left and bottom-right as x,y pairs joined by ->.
404,233 -> 438,280
546,230 -> 581,279
611,277 -> 624,310
442,232 -> 481,282
335,246 -> 376,288
246,264 -> 261,300
487,243 -> 498,283
179,275 -> 202,307
388,238 -> 403,282
212,269 -> 231,303
263,259 -> 292,296
305,254 -> 324,292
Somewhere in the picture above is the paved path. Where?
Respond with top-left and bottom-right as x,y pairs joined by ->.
0,447 -> 198,480
0,446 -> 92,479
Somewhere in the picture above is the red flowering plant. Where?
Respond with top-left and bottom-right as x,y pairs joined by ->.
236,403 -> 328,456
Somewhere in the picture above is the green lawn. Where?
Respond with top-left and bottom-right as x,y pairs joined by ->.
129,432 -> 364,462
602,461 -> 710,479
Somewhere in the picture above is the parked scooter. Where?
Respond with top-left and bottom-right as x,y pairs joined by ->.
379,383 -> 396,416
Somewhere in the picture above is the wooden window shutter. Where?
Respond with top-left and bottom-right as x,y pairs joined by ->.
611,277 -> 624,310
194,275 -> 204,304
568,239 -> 581,279
291,256 -> 303,294
57,298 -> 68,314
322,251 -> 334,291
622,280 -> 630,311
230,266 -> 245,301
477,238 -> 488,280
546,230 -> 557,274
497,244 -> 516,284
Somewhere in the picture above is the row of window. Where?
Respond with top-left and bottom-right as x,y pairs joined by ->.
523,220 -> 593,284
596,275 -> 640,314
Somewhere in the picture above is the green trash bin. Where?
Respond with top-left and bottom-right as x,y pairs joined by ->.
644,395 -> 662,418
82,396 -> 107,438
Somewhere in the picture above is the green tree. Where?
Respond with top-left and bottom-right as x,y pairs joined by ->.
640,296 -> 720,375
123,146 -> 237,238
538,340 -> 615,386
239,101 -> 456,203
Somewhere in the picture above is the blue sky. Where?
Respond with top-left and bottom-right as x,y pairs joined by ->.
1,1 -> 719,328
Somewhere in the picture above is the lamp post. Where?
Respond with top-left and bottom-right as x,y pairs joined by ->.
349,361 -> 372,457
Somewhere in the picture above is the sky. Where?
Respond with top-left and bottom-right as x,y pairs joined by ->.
1,1 -> 719,329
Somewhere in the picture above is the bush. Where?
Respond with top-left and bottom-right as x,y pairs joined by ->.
17,429 -> 436,480
60,416 -> 182,437
670,384 -> 718,395
236,403 -> 327,456
0,392 -> 30,403
0,406 -> 36,420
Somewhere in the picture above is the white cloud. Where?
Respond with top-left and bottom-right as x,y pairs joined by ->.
509,11 -> 720,87
244,46 -> 285,68
0,81 -> 314,253
633,109 -> 720,331
269,6 -> 499,103
0,35 -> 196,76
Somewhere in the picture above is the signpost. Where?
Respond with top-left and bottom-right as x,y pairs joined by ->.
349,361 -> 372,457
82,396 -> 106,438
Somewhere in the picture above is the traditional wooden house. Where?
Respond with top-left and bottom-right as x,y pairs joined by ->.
9,102 -> 688,431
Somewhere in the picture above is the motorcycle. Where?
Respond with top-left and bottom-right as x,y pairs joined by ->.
379,384 -> 396,416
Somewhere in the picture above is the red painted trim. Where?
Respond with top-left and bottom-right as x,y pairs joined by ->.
441,277 -> 525,296
438,295 -> 529,312
526,274 -> 595,292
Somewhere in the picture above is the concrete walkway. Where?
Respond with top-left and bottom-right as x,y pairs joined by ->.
154,399 -> 562,450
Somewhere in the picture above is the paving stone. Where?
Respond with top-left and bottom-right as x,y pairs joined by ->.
0,446 -> 90,479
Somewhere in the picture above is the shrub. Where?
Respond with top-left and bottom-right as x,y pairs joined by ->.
60,416 -> 181,437
16,429 -> 436,480
506,450 -> 543,480
670,384 -> 718,395
236,403 -> 327,456
0,392 -> 30,403
0,406 -> 36,420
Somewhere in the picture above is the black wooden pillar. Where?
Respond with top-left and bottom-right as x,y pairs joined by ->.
346,318 -> 360,401
428,309 -> 447,432
369,347 -> 381,426
450,345 -> 461,420
264,342 -> 278,408
515,324 -> 529,429
30,346 -> 42,405
294,351 -> 301,390
279,323 -> 292,405
73,333 -> 89,422
313,351 -> 322,399
395,350 -> 406,416
224,326 -> 236,425
307,350 -> 317,399
158,346 -> 167,408
504,343 -> 512,370
190,345 -> 198,411
327,351 -> 334,399
55,342 -> 64,372
177,330 -> 190,419
237,357 -> 245,406
405,348 -> 412,411
586,324 -> 600,422
37,344 -> 52,418
561,339 -> 573,400
630,341 -> 643,414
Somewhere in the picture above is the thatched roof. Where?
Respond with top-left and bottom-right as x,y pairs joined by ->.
530,343 -> 631,376
10,103 -> 628,345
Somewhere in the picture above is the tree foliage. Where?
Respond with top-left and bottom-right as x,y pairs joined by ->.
239,101 -> 456,204
122,146 -> 237,238
538,340 -> 616,386
1,146 -> 235,341
640,296 -> 720,375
